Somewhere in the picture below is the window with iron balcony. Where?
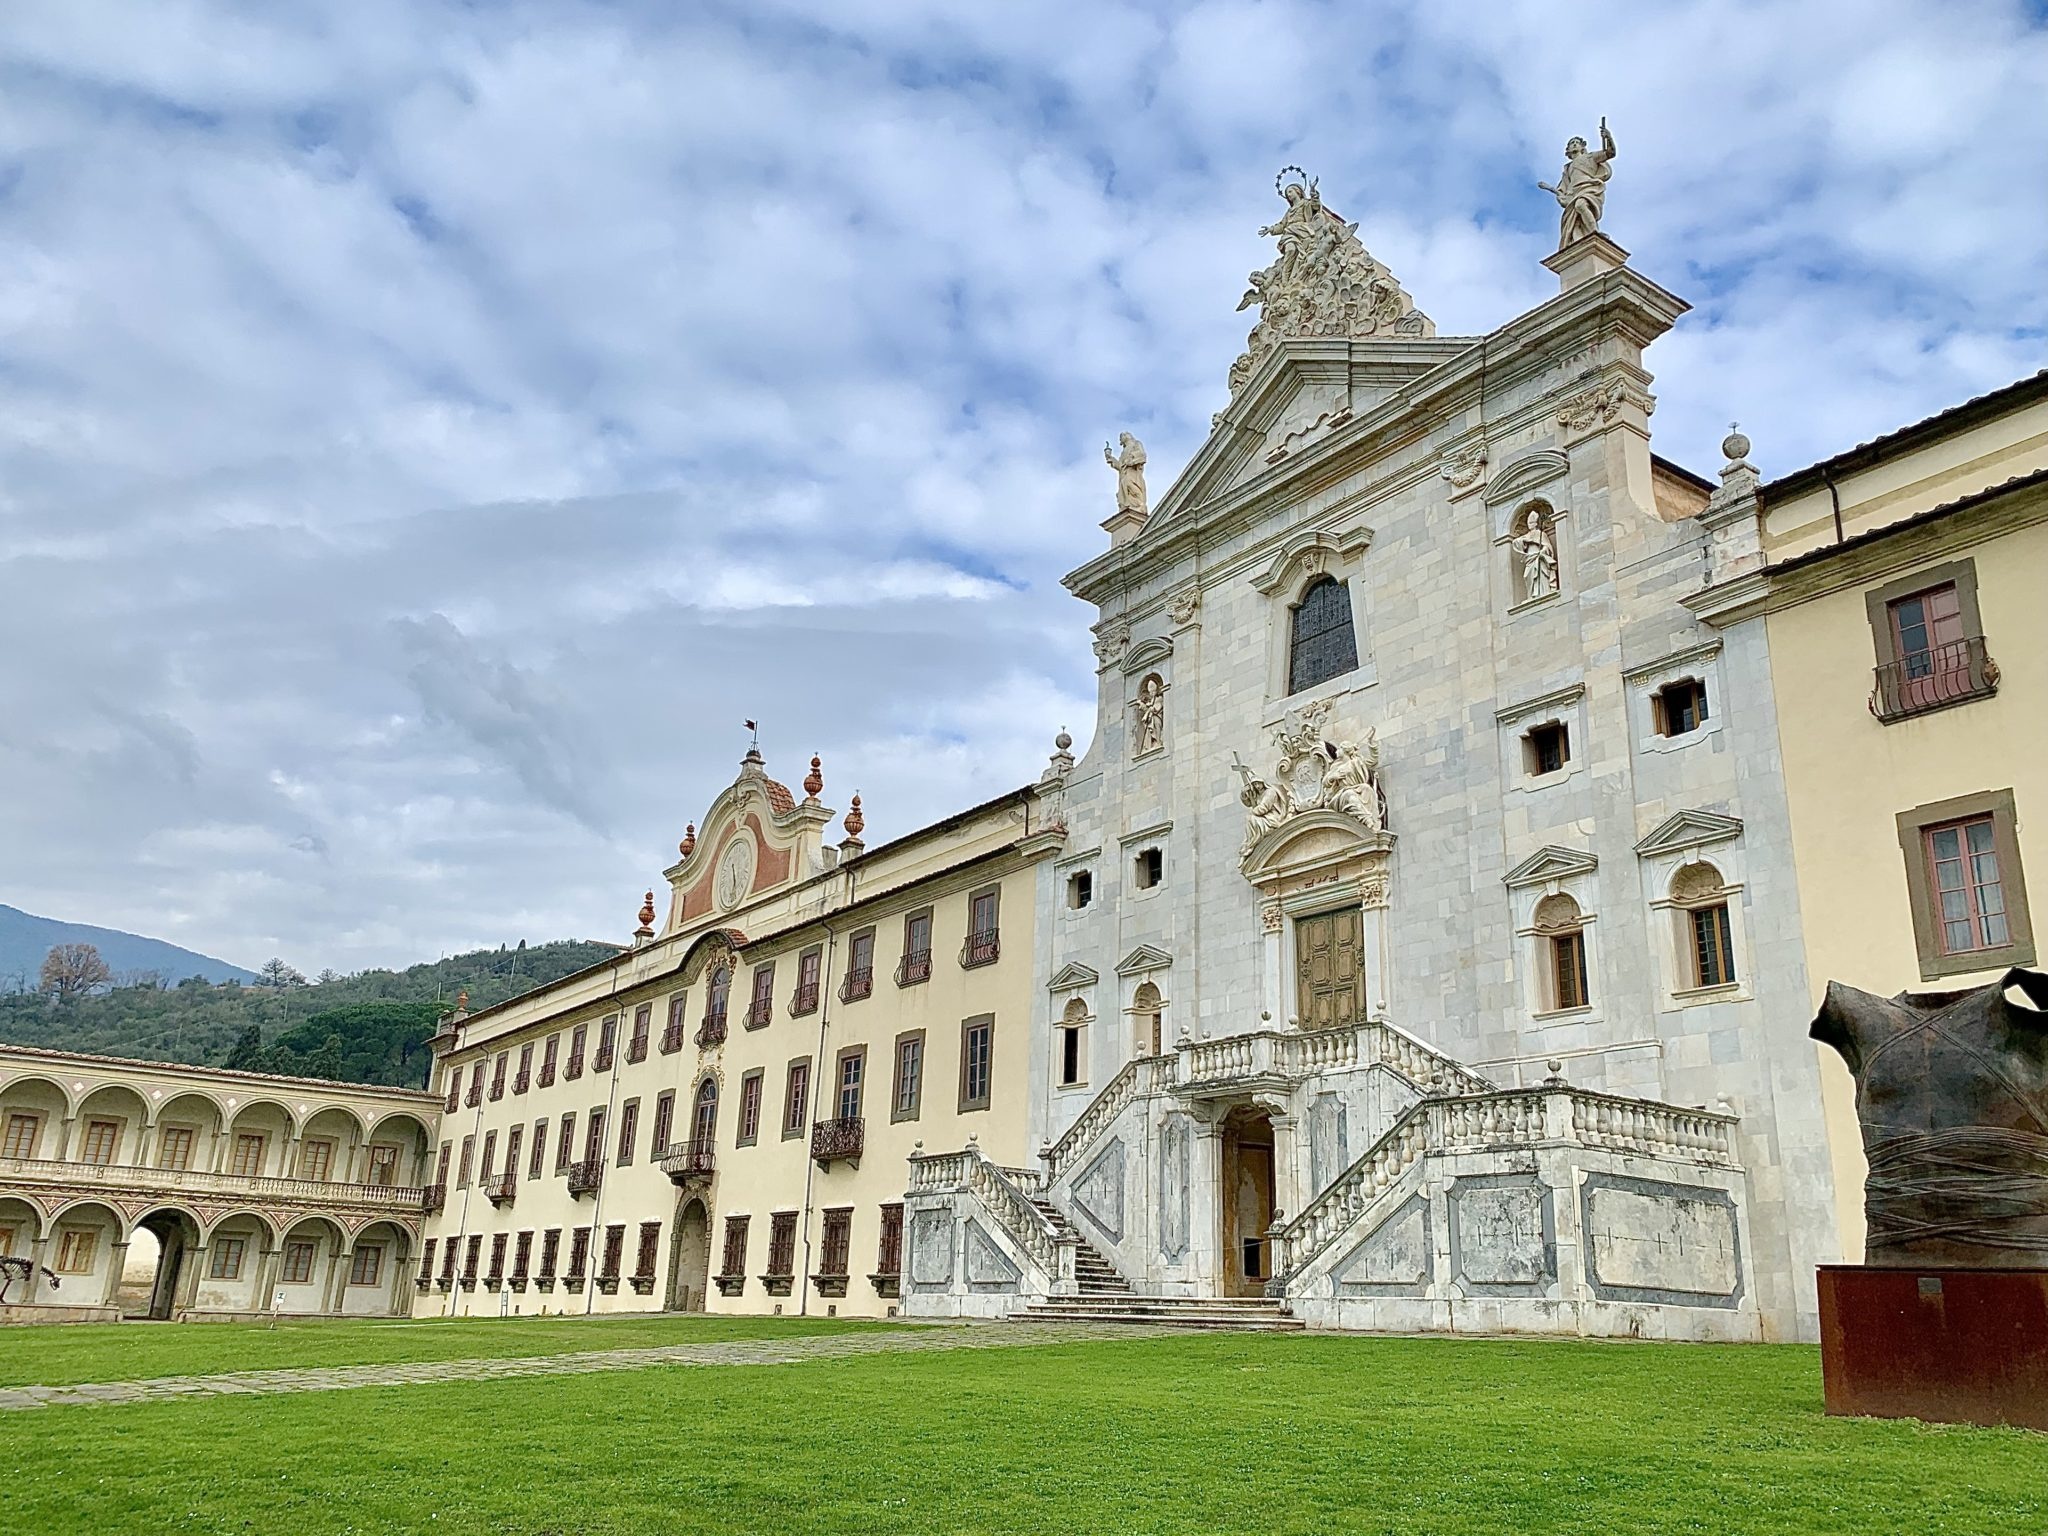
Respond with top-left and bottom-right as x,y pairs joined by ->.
489,1052 -> 507,1101
443,1074 -> 459,1113
567,1157 -> 604,1197
627,1004 -> 651,1064
810,1115 -> 864,1168
840,930 -> 875,1002
747,964 -> 775,1029
565,1024 -> 586,1081
514,1042 -> 533,1095
661,994 -> 687,1054
465,1063 -> 484,1108
421,1179 -> 446,1215
898,909 -> 933,986
485,1170 -> 517,1208
539,1035 -> 559,1087
593,1015 -> 617,1073
1872,576 -> 1997,722
960,888 -> 1000,968
699,966 -> 731,1047
791,947 -> 822,1016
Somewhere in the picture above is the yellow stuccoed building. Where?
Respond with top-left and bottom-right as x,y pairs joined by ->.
1692,370 -> 2048,1261
417,746 -> 1062,1318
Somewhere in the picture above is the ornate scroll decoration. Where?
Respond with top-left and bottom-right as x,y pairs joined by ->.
1229,701 -> 1387,867
1440,451 -> 1488,491
1091,618 -> 1130,669
1557,378 -> 1654,434
1167,585 -> 1201,626
1226,169 -> 1435,397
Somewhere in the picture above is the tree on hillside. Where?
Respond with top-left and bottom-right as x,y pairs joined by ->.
258,957 -> 307,989
222,1022 -> 263,1071
40,943 -> 112,1003
302,1034 -> 344,1080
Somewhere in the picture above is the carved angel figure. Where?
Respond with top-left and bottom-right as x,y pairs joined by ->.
1320,732 -> 1383,830
1104,432 -> 1148,519
1538,119 -> 1617,249
1232,753 -> 1292,856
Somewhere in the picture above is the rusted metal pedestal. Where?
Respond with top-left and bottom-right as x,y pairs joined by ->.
1817,1265 -> 2048,1430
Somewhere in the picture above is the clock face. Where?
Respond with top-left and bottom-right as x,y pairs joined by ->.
714,838 -> 756,912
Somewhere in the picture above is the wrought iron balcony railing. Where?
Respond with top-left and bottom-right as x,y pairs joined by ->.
1871,636 -> 1998,722
896,949 -> 931,986
659,1136 -> 717,1185
593,1042 -> 614,1073
513,1070 -> 530,1095
567,1158 -> 604,1197
564,1053 -> 585,1081
810,1116 -> 864,1168
959,929 -> 1000,969
839,967 -> 873,1003
420,1180 -> 446,1215
484,1173 -> 517,1208
660,1021 -> 686,1054
746,997 -> 773,1030
790,981 -> 820,1016
697,1014 -> 728,1049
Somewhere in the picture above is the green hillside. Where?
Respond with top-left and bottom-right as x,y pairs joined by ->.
0,939 -> 622,1088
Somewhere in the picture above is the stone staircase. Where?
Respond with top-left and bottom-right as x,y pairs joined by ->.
1016,1295 -> 1305,1331
1030,1199 -> 1129,1296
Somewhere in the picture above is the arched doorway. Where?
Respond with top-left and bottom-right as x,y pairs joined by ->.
131,1208 -> 201,1320
1220,1105 -> 1277,1298
668,1197 -> 710,1313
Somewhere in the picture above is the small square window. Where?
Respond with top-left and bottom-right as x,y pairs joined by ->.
1134,848 -> 1164,890
1525,721 -> 1569,777
1653,679 -> 1709,737
1068,870 -> 1093,909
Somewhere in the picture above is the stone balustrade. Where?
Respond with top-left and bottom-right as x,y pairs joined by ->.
0,1153 -> 428,1213
908,1145 -> 1059,1273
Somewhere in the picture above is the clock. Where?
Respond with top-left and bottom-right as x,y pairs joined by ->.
714,837 -> 756,912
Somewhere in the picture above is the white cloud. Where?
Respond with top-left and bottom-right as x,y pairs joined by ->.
0,0 -> 2040,969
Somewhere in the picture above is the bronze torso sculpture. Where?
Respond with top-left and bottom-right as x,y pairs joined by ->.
1812,968 -> 2048,1268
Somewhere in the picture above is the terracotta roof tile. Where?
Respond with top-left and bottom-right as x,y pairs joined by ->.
764,779 -> 795,814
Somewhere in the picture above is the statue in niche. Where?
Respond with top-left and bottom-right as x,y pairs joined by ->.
1539,118 -> 1617,249
1513,506 -> 1559,600
1319,732 -> 1383,830
1132,673 -> 1168,756
1811,968 -> 2048,1269
1104,433 -> 1148,519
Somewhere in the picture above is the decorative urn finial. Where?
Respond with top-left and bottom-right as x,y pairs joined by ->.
634,891 -> 656,944
804,754 -> 824,800
678,823 -> 696,858
455,988 -> 469,1013
844,794 -> 865,839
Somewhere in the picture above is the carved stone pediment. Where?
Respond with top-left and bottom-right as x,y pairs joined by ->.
1504,846 -> 1599,889
1113,944 -> 1174,977
1242,813 -> 1395,890
1635,809 -> 1744,858
1047,962 -> 1100,992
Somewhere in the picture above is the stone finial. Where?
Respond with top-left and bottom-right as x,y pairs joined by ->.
843,794 -> 865,839
803,755 -> 824,800
1719,422 -> 1757,482
678,823 -> 696,858
1042,727 -> 1076,784
454,988 -> 469,1016
1544,1057 -> 1567,1087
1055,728 -> 1073,752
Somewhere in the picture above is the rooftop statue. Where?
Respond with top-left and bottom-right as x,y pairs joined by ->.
1104,432 -> 1148,519
1811,968 -> 2048,1269
1539,119 -> 1617,249
1225,168 -> 1433,398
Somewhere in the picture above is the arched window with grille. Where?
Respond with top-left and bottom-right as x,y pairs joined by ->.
691,1077 -> 718,1151
1288,576 -> 1359,694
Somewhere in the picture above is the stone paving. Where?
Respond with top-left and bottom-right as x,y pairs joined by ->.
0,1321 -> 1177,1411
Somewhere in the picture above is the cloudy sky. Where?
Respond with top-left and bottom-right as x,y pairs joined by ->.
1,1 -> 2042,973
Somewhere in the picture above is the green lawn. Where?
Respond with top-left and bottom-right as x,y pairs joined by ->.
0,1311 -> 874,1387
2,1330 -> 2043,1534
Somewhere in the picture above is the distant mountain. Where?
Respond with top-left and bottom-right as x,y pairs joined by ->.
0,903 -> 256,989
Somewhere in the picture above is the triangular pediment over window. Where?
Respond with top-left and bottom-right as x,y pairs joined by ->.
1113,944 -> 1174,977
1634,809 -> 1744,858
1503,845 -> 1600,889
1047,962 -> 1100,992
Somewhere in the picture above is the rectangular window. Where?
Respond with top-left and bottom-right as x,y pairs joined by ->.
512,1230 -> 533,1281
80,1119 -> 120,1166
568,1226 -> 591,1279
503,1126 -> 523,1186
209,1236 -> 245,1280
56,1228 -> 99,1274
435,1142 -> 451,1187
1134,848 -> 1164,890
721,1215 -> 750,1277
594,1015 -> 617,1073
793,947 -> 823,1015
899,909 -> 933,985
962,888 -> 999,967
1653,679 -> 1709,737
767,1211 -> 798,1276
842,929 -> 875,1002
467,1061 -> 485,1107
556,1113 -> 576,1174
748,964 -> 775,1029
529,1120 -> 547,1180
651,1091 -> 676,1157
462,1235 -> 481,1284
540,1033 -> 559,1087
3,1112 -> 41,1159
158,1125 -> 196,1172
663,993 -> 688,1054
1526,721 -> 1570,777
782,1059 -> 812,1138
737,1070 -> 764,1146
601,1224 -> 625,1281
1926,817 -> 2011,956
1690,904 -> 1736,989
876,1203 -> 904,1278
1875,572 -> 1987,720
836,1048 -> 866,1121
367,1143 -> 398,1186
230,1133 -> 267,1177
616,1099 -> 640,1166
515,1041 -> 534,1093
349,1243 -> 384,1287
1058,1019 -> 1085,1088
417,1239 -> 436,1282
479,1130 -> 498,1181
457,1135 -> 475,1188
490,1051 -> 508,1101
299,1137 -> 334,1181
487,1233 -> 507,1283
281,1240 -> 315,1285
628,1003 -> 651,1064
959,1015 -> 994,1111
1551,931 -> 1590,1010
539,1229 -> 561,1280
1067,870 -> 1093,909
584,1108 -> 607,1166
635,1221 -> 661,1281
819,1207 -> 852,1277
566,1024 -> 587,1081
444,1069 -> 460,1113
892,1031 -> 925,1122
439,1237 -> 458,1282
